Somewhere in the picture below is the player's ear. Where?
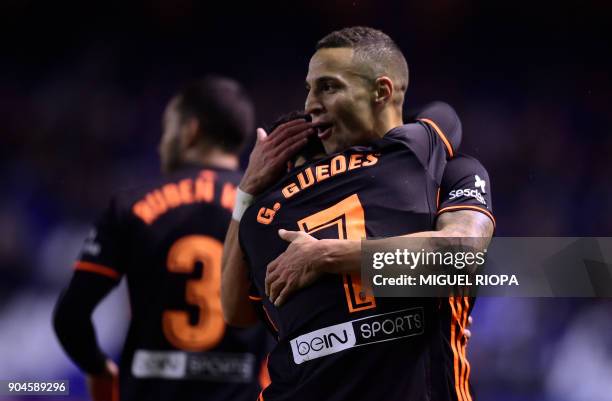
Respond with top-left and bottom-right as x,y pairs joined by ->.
374,76 -> 393,105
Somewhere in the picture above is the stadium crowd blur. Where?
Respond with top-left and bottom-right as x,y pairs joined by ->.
1,2 -> 610,400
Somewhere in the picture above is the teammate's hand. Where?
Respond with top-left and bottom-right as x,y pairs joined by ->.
239,120 -> 314,195
86,358 -> 119,401
265,229 -> 323,306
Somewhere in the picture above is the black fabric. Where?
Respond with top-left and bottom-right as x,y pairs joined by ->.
239,123 -> 450,401
53,271 -> 117,374
415,101 -> 463,156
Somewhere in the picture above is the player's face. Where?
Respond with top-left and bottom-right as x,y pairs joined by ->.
305,48 -> 377,154
159,97 -> 183,173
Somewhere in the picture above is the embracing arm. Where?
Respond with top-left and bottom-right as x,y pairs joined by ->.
221,219 -> 259,327
319,209 -> 492,275
265,152 -> 495,305
265,209 -> 493,305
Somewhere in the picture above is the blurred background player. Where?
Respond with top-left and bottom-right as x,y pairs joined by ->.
53,76 -> 273,401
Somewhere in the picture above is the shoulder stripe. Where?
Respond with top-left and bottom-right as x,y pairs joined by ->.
74,261 -> 121,280
437,205 -> 496,228
418,118 -> 454,158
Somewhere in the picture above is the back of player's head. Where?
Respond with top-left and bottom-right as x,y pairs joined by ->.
267,111 -> 325,165
175,76 -> 255,154
316,26 -> 409,95
267,110 -> 311,131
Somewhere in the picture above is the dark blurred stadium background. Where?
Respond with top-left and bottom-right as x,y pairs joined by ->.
1,1 -> 611,400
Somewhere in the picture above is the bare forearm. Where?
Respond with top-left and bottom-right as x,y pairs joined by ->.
221,220 -> 258,327
429,210 -> 494,252
317,210 -> 493,275
317,239 -> 362,275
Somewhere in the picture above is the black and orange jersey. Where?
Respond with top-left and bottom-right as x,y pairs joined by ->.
239,119 -> 469,401
430,154 -> 493,401
63,165 -> 270,401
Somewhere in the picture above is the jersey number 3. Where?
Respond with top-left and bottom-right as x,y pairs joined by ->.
162,235 -> 225,351
297,194 -> 376,313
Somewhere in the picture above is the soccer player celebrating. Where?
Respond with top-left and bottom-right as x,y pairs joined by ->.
53,77 -> 285,401
222,27 -> 494,401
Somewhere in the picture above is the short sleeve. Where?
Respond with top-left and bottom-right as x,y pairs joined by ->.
436,154 -> 495,227
74,198 -> 126,281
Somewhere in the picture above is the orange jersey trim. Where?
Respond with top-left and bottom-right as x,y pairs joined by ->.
460,297 -> 473,401
418,118 -> 454,158
448,297 -> 463,401
249,295 -> 263,301
449,297 -> 473,401
74,261 -> 121,280
261,305 -> 279,333
258,355 -> 272,390
437,205 -> 496,228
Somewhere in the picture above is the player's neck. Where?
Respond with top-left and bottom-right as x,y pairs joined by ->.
182,147 -> 239,171
374,107 -> 403,137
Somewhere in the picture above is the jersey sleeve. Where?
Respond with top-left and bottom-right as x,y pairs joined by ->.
436,154 -> 495,227
74,197 -> 127,281
53,271 -> 117,374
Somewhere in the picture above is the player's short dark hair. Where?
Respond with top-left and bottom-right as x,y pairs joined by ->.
316,26 -> 409,93
175,76 -> 255,153
266,110 -> 311,132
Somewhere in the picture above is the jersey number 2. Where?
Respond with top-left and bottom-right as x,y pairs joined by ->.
297,194 -> 376,313
162,235 -> 225,351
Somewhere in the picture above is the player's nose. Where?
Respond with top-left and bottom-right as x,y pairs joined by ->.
305,92 -> 324,119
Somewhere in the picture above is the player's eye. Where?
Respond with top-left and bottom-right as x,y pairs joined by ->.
320,82 -> 336,93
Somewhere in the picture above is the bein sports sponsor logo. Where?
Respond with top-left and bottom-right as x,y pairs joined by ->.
132,350 -> 187,379
290,308 -> 425,365
291,322 -> 356,364
358,311 -> 423,341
